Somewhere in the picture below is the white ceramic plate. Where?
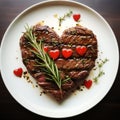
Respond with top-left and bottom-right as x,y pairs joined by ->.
0,0 -> 119,118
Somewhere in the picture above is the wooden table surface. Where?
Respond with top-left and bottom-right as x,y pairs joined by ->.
0,0 -> 120,119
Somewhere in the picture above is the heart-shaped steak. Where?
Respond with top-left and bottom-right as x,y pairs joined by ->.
20,25 -> 98,102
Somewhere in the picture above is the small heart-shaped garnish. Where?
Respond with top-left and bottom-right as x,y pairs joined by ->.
84,80 -> 92,89
49,49 -> 60,60
62,48 -> 73,59
13,67 -> 23,77
76,46 -> 87,56
73,14 -> 81,22
43,46 -> 49,52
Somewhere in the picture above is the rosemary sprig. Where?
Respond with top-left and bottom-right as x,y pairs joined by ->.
24,25 -> 70,89
58,10 -> 73,26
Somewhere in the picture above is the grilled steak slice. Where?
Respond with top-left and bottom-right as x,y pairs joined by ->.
20,24 -> 97,102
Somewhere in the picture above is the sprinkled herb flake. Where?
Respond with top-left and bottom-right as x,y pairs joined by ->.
54,14 -> 58,18
23,71 -> 38,88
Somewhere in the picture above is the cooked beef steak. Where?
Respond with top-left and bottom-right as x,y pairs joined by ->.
20,24 -> 98,101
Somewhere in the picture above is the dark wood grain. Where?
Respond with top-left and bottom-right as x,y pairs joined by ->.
0,0 -> 120,119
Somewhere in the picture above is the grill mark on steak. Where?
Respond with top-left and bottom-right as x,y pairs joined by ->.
59,70 -> 89,81
61,34 -> 97,45
23,58 -> 91,77
20,24 -> 98,101
55,58 -> 95,70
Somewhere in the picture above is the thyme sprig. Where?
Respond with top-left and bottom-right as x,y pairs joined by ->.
93,58 -> 109,83
58,10 -> 73,26
24,25 -> 70,89
93,71 -> 105,83
98,58 -> 109,68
